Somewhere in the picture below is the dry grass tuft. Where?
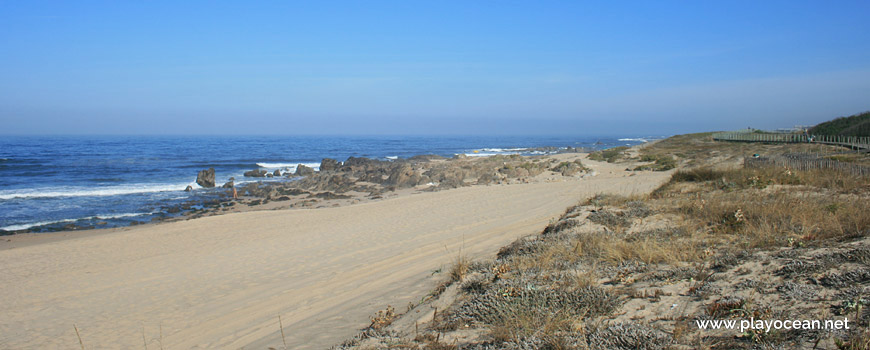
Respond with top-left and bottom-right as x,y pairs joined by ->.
368,305 -> 398,331
655,166 -> 870,249
838,327 -> 870,350
448,254 -> 469,282
573,230 -> 704,265
570,263 -> 599,289
488,304 -> 579,344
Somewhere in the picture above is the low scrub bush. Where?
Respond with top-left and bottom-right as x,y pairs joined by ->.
589,146 -> 629,163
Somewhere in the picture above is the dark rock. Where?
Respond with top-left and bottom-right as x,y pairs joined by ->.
273,169 -> 281,177
184,185 -> 194,192
408,154 -> 446,162
343,156 -> 373,168
244,169 -> 267,177
295,164 -> 315,176
196,168 -> 216,188
310,192 -> 352,200
425,167 -> 468,189
239,182 -> 273,197
320,158 -> 341,172
294,174 -> 356,193
341,157 -> 383,173
387,164 -> 423,188
222,177 -> 235,188
277,188 -> 309,196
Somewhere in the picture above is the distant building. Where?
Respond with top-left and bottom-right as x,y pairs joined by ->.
773,125 -> 814,133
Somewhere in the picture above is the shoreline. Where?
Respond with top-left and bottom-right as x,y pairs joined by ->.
1,140 -> 669,251
0,146 -> 613,248
0,145 -> 609,236
0,137 -> 656,236
0,148 -> 675,349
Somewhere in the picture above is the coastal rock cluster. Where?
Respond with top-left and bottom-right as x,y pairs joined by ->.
236,154 -> 586,202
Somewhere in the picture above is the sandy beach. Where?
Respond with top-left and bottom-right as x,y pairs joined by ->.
0,155 -> 671,349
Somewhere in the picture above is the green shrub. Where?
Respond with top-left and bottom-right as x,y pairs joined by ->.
635,155 -> 677,171
810,111 -> 870,137
589,146 -> 629,163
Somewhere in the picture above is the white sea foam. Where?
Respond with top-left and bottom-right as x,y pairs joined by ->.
461,152 -> 506,157
481,148 -> 527,152
618,138 -> 648,143
0,212 -> 154,231
385,156 -> 398,160
0,183 -> 188,200
1,219 -> 78,231
461,147 -> 524,157
255,162 -> 321,172
91,212 -> 156,220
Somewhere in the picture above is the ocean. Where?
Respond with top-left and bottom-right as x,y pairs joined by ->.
0,135 -> 656,233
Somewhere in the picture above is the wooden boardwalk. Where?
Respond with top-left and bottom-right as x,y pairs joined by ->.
712,132 -> 870,152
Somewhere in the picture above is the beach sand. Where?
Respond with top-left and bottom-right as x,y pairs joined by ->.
0,155 -> 671,349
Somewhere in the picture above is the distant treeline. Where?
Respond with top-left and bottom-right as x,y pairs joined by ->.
810,111 -> 870,137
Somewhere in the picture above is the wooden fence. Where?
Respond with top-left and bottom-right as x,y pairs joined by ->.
713,132 -> 870,151
744,154 -> 870,177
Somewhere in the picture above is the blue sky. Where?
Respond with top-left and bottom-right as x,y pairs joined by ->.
1,1 -> 869,135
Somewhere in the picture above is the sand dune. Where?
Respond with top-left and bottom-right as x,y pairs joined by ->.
0,159 -> 670,349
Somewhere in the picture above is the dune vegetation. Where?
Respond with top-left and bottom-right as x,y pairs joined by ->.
337,132 -> 870,350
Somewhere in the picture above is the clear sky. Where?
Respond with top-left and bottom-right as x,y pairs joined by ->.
2,1 -> 869,135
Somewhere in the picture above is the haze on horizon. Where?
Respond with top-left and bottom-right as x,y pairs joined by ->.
2,1 -> 869,136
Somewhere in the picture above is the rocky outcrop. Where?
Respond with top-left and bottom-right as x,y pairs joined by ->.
196,168 -> 216,188
295,174 -> 356,193
295,164 -> 315,176
184,185 -> 194,192
309,191 -> 352,200
386,164 -> 423,188
233,151 -> 575,199
551,160 -> 587,176
239,182 -> 271,197
425,167 -> 469,189
408,154 -> 446,162
342,157 -> 380,171
222,177 -> 235,188
273,169 -> 282,177
244,169 -> 267,177
320,158 -> 340,172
